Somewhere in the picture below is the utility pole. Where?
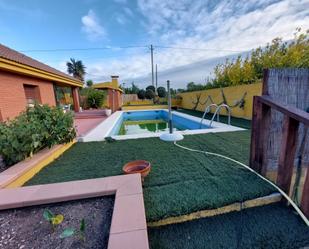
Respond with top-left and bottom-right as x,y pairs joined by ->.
155,64 -> 158,91
150,44 -> 154,86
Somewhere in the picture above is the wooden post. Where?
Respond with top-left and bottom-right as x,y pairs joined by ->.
250,96 -> 262,172
249,97 -> 271,175
276,116 -> 299,194
301,168 -> 309,217
72,87 -> 80,113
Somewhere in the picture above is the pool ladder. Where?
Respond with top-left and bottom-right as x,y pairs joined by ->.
199,104 -> 231,128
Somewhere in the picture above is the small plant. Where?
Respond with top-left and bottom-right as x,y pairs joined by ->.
60,219 -> 86,242
43,209 -> 64,232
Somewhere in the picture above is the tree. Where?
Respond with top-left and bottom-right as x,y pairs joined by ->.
124,82 -> 140,94
86,80 -> 93,87
211,28 -> 309,88
66,58 -> 86,81
137,90 -> 146,100
157,87 -> 166,97
145,89 -> 155,99
186,82 -> 206,92
146,85 -> 155,92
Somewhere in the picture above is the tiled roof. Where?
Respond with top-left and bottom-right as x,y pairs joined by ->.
0,43 -> 82,83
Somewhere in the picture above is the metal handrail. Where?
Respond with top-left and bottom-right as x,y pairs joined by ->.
199,103 -> 219,128
209,104 -> 231,127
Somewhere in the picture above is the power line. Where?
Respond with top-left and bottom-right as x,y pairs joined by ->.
19,45 -> 149,53
19,45 -> 244,53
155,45 -> 243,53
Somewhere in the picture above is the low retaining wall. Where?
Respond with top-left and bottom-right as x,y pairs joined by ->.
0,141 -> 75,188
148,193 -> 281,227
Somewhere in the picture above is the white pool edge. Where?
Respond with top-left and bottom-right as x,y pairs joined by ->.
81,109 -> 245,142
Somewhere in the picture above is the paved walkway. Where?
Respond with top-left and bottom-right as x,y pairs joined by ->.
74,117 -> 106,137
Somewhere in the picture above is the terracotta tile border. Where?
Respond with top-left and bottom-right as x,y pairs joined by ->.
0,141 -> 76,189
0,173 -> 149,249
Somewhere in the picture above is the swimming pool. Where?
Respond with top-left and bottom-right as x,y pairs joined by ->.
109,110 -> 210,136
82,109 -> 245,142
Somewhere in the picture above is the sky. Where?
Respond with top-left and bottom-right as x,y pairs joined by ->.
0,0 -> 308,88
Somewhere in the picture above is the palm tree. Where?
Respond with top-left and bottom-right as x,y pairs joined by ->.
66,58 -> 86,81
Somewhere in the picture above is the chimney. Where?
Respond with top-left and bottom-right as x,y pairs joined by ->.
111,75 -> 119,87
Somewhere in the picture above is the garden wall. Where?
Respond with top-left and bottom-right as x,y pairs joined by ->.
178,82 -> 262,119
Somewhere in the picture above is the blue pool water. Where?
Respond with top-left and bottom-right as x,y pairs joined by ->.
109,110 -> 210,136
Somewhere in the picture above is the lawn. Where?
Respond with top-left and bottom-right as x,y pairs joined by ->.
149,203 -> 309,249
26,130 -> 275,222
177,108 -> 252,129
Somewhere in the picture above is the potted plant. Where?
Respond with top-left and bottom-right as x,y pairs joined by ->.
105,109 -> 112,116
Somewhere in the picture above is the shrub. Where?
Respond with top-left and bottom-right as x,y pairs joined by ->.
145,89 -> 155,100
137,90 -> 146,100
146,85 -> 155,92
0,104 -> 76,166
80,88 -> 105,109
157,87 -> 166,97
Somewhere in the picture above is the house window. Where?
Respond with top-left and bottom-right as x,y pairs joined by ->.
23,84 -> 41,106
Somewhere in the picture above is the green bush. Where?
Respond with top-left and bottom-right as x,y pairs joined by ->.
157,87 -> 166,97
137,89 -> 146,100
0,104 -> 76,166
145,89 -> 155,100
80,88 -> 105,109
146,85 -> 156,92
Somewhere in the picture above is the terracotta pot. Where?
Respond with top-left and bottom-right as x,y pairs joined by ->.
122,160 -> 151,180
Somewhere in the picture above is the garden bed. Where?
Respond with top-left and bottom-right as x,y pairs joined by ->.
0,196 -> 114,249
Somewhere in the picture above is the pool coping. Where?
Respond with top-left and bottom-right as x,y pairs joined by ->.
0,174 -> 149,249
81,109 -> 245,142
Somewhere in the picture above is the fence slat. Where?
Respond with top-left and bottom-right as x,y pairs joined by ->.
276,116 -> 299,194
249,97 -> 261,172
301,169 -> 309,217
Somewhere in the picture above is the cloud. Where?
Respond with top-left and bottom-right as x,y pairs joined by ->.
81,9 -> 106,41
116,14 -> 127,25
81,0 -> 309,87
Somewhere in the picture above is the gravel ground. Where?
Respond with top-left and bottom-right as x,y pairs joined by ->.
0,196 -> 114,249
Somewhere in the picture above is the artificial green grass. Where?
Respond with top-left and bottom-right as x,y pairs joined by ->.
26,131 -> 275,222
149,203 -> 309,249
177,108 -> 252,129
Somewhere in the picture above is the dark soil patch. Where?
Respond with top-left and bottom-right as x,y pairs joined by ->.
0,196 -> 114,249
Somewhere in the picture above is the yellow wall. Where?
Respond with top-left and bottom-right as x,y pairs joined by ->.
123,100 -> 153,105
122,105 -> 168,110
179,83 -> 262,119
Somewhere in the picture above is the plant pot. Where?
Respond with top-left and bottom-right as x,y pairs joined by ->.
105,109 -> 112,116
122,160 -> 151,180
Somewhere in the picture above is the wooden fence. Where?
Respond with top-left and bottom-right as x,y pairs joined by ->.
250,68 -> 309,217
